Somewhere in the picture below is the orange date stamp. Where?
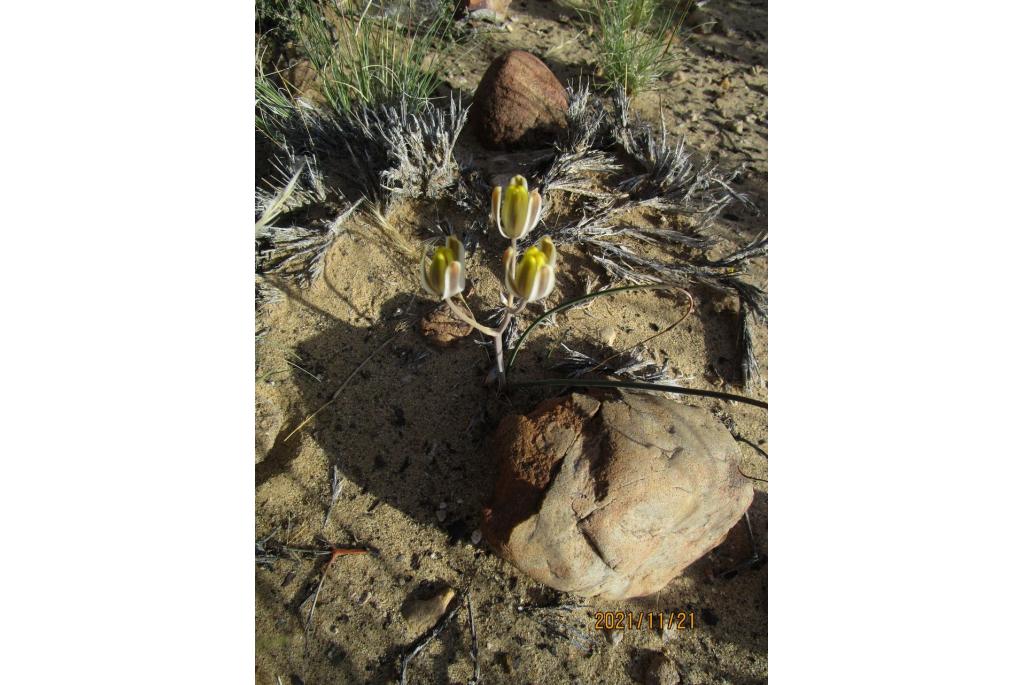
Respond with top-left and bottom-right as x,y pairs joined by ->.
593,611 -> 696,631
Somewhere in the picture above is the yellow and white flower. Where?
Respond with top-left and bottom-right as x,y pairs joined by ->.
503,236 -> 557,303
420,235 -> 466,299
491,175 -> 542,240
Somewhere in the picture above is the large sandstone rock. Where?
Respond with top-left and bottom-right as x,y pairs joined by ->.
481,392 -> 753,600
469,50 -> 568,150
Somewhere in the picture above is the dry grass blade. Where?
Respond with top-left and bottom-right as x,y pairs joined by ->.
738,302 -> 761,389
355,94 -> 470,205
363,202 -> 418,261
257,199 -> 363,286
704,234 -> 768,267
538,82 -> 622,199
616,110 -> 749,221
255,162 -> 312,237
578,233 -> 768,328
588,287 -> 694,373
283,325 -> 407,442
322,465 -> 345,530
467,593 -> 481,684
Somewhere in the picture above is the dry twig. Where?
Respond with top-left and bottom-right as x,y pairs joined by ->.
399,593 -> 466,685
283,325 -> 407,442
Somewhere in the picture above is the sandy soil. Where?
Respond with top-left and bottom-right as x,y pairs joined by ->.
256,1 -> 767,683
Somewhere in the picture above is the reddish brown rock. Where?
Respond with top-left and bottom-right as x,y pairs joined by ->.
470,50 -> 569,150
419,301 -> 472,347
482,392 -> 753,600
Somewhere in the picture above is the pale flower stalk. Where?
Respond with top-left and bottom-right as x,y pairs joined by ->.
420,175 -> 556,388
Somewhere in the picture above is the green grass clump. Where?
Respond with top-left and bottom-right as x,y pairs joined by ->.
255,44 -> 296,142
583,0 -> 690,96
288,0 -> 455,117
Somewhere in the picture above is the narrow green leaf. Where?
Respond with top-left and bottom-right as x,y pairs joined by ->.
512,378 -> 767,409
506,283 -> 679,371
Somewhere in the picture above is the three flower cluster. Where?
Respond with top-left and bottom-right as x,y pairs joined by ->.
419,175 -> 557,306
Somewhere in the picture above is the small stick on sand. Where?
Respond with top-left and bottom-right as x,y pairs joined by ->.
301,546 -> 371,631
711,512 -> 764,580
399,594 -> 465,685
284,327 -> 405,442
285,357 -> 322,383
586,288 -> 695,374
738,465 -> 768,483
322,465 -> 344,530
467,593 -> 481,685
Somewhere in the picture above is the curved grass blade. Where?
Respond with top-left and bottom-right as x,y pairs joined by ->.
511,377 -> 767,409
506,283 -> 682,371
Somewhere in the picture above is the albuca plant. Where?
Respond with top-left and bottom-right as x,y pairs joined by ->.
420,175 -> 555,387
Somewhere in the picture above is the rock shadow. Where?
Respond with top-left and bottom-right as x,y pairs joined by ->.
263,291 -> 512,537
626,489 -> 768,684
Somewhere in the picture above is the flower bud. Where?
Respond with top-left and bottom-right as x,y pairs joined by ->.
503,236 -> 557,302
420,235 -> 466,299
491,175 -> 542,240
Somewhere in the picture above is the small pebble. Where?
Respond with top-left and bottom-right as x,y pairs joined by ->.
598,326 -> 618,347
401,588 -> 455,635
436,509 -> 447,522
471,529 -> 483,545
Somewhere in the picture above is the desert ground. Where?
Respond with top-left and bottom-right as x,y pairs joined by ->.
256,1 -> 767,683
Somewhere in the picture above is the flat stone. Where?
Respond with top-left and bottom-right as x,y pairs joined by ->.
598,325 -> 618,347
400,587 -> 455,636
419,302 -> 472,347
